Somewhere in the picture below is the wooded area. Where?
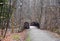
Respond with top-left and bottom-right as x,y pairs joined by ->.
12,0 -> 60,34
0,0 -> 60,40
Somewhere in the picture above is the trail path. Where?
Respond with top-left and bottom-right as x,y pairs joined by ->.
29,26 -> 60,41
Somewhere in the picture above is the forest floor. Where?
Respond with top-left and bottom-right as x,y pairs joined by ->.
1,29 -> 27,41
